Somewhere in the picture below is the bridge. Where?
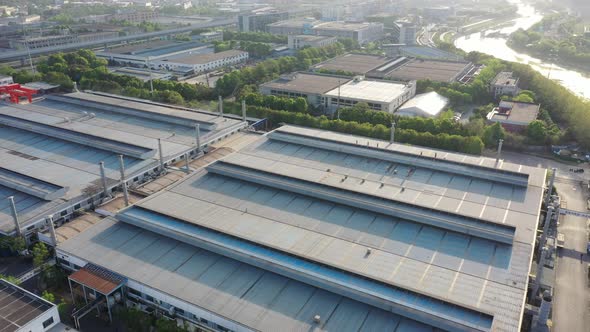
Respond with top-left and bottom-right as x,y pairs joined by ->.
0,17 -> 235,62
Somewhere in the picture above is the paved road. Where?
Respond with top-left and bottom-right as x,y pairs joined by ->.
490,151 -> 589,330
552,181 -> 590,332
487,150 -> 588,181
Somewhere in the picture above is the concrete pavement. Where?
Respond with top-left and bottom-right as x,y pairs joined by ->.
492,150 -> 589,330
552,181 -> 590,332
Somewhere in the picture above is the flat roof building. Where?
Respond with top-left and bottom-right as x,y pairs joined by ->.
260,72 -> 415,113
152,50 -> 248,74
96,41 -> 214,69
490,72 -> 519,98
487,100 -> 540,132
57,125 -> 546,332
367,57 -> 474,83
0,279 -> 60,332
109,67 -> 173,82
312,53 -> 394,75
287,34 -> 338,50
396,91 -> 449,118
323,77 -> 416,113
0,92 -> 246,237
268,19 -> 383,44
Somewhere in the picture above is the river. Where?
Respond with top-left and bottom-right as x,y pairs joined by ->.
454,0 -> 590,99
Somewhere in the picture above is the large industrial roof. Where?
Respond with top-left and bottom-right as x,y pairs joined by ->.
0,92 -> 245,235
371,58 -> 472,82
313,53 -> 393,75
261,73 -> 350,95
324,79 -> 411,103
59,218 -> 445,332
0,279 -> 55,332
166,50 -> 247,65
60,125 -> 544,331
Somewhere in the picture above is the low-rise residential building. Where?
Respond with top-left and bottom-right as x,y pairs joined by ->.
486,100 -> 540,132
260,72 -> 415,113
490,71 -> 520,98
268,19 -> 383,44
0,279 -> 61,332
287,34 -> 337,49
152,50 -> 249,74
396,91 -> 449,118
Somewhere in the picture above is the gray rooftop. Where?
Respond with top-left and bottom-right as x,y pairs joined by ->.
313,53 -> 393,75
372,58 -> 471,83
261,73 -> 350,95
166,50 -> 247,65
60,125 -> 544,331
59,218 -> 444,332
488,101 -> 540,126
0,92 -> 246,234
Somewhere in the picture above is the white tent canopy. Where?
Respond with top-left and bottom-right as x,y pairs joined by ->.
396,91 -> 449,118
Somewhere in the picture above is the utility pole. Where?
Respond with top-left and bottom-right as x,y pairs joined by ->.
337,79 -> 341,120
147,56 -> 154,94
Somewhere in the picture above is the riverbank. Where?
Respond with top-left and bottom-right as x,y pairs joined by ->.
453,0 -> 590,99
507,41 -> 590,75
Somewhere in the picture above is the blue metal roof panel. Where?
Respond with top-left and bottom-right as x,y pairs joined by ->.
58,219 -> 448,332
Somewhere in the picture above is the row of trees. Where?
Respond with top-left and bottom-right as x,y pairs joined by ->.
221,102 -> 484,154
243,93 -> 308,113
338,103 -> 468,136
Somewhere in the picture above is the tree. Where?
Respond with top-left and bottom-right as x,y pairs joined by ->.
527,120 -> 547,144
32,242 -> 50,268
42,291 -> 56,303
482,122 -> 506,148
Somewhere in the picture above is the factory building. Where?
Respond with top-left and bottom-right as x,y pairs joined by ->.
367,56 -> 474,83
0,92 -> 247,238
287,35 -> 338,50
260,72 -> 415,113
57,125 -> 545,332
151,50 -> 249,74
312,53 -> 393,75
268,19 -> 384,44
96,40 -> 214,68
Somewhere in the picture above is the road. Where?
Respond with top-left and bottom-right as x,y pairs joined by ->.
486,150 -> 588,181
492,151 -> 589,330
552,181 -> 590,332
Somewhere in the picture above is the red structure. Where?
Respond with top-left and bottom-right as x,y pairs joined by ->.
0,83 -> 38,104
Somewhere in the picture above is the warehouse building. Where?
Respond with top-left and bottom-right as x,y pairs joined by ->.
96,40 -> 213,68
0,92 -> 246,237
0,279 -> 61,332
312,53 -> 393,75
268,19 -> 383,44
367,56 -> 474,83
57,125 -> 546,332
287,35 -> 337,50
323,77 -> 416,113
152,50 -> 249,74
260,72 -> 415,113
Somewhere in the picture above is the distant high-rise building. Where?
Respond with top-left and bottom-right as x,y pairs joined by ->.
238,10 -> 289,32
393,22 -> 417,45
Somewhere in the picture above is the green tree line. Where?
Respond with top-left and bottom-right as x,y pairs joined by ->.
221,101 -> 484,154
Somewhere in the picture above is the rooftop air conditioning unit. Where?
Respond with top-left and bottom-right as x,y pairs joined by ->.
313,315 -> 321,324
